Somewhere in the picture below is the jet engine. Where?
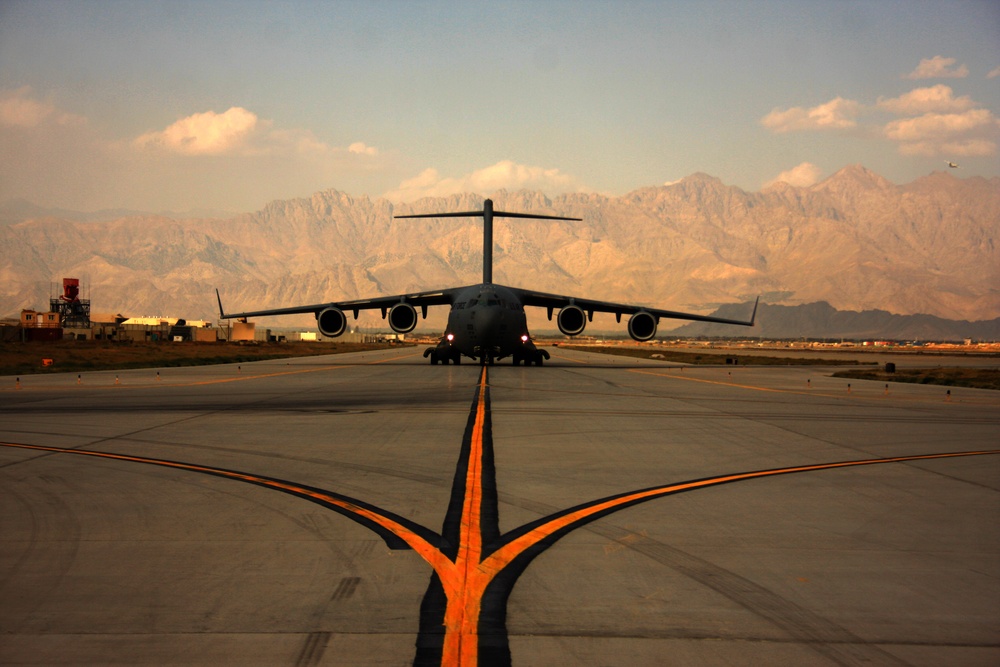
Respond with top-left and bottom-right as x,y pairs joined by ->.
317,307 -> 348,338
627,311 -> 657,341
557,305 -> 587,336
388,302 -> 418,334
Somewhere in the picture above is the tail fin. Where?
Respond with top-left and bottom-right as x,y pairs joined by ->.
395,198 -> 581,283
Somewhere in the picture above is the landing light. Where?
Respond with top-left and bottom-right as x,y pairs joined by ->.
446,333 -> 455,342
520,334 -> 529,342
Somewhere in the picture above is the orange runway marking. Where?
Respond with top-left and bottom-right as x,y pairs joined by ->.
2,364 -> 997,666
440,367 -> 489,665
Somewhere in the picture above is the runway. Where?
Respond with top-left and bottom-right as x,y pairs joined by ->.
1,347 -> 998,666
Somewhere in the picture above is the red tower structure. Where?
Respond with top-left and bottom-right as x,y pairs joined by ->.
49,278 -> 91,327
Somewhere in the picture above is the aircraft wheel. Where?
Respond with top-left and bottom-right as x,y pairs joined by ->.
430,357 -> 439,365
453,355 -> 461,365
512,357 -> 520,366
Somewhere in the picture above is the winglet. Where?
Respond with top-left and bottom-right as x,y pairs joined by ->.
749,296 -> 759,326
216,289 -> 227,319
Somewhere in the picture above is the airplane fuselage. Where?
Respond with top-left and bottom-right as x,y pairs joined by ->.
425,283 -> 547,365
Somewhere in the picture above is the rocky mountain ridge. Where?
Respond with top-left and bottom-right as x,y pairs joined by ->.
676,301 -> 1000,341
2,166 -> 997,337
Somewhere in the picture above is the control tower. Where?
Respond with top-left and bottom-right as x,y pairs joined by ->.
49,278 -> 91,328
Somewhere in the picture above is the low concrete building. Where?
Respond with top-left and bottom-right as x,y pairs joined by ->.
20,310 -> 62,341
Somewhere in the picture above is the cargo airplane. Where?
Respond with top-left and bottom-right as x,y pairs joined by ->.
216,199 -> 757,365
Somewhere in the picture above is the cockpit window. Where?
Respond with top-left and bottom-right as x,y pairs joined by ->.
487,299 -> 499,306
467,299 -> 478,307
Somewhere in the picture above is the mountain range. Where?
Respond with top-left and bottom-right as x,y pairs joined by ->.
674,301 -> 1000,341
2,165 -> 997,339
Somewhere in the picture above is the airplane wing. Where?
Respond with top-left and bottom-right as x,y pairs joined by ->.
216,287 -> 463,320
510,288 -> 758,327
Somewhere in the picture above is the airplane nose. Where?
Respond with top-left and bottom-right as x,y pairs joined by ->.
477,307 -> 501,339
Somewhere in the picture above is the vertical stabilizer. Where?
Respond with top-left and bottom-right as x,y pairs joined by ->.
395,199 -> 581,285
482,199 -> 494,283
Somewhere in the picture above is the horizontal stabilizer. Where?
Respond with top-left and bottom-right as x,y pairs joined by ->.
395,209 -> 580,221
394,210 -> 488,219
395,198 -> 580,283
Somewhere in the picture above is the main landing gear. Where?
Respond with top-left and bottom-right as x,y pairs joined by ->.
511,349 -> 549,366
424,347 -> 461,365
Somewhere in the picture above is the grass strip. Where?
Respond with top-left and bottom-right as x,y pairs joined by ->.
832,367 -> 1000,391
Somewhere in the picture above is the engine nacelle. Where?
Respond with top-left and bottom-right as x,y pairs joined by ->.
627,311 -> 657,342
388,302 -> 418,334
317,307 -> 347,338
557,305 -> 587,336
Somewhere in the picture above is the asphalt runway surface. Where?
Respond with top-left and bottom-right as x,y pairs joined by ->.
1,347 -> 998,666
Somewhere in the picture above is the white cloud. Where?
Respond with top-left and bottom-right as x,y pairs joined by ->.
884,109 -> 997,156
884,109 -> 994,141
384,160 -> 582,202
896,139 -> 997,157
765,162 -> 823,188
761,97 -> 860,133
0,92 -> 388,210
261,127 -> 319,153
937,139 -> 997,156
130,107 -> 384,165
905,56 -> 968,80
0,86 -> 86,128
988,66 -> 1000,80
763,79 -> 997,159
133,107 -> 260,155
348,141 -> 378,156
876,85 -> 975,115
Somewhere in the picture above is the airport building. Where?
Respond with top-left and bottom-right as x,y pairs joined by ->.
2,277 -> 392,345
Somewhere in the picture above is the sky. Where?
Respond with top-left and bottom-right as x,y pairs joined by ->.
1,0 -> 998,213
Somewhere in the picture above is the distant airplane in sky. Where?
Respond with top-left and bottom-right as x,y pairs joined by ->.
217,199 -> 757,365
945,161 -> 960,168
